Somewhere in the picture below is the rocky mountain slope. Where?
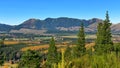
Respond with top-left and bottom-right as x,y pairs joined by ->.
0,17 -> 120,34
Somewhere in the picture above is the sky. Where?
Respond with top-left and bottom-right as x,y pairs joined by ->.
0,0 -> 120,25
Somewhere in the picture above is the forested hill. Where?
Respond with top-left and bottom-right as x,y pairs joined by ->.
15,17 -> 102,30
1,17 -> 120,34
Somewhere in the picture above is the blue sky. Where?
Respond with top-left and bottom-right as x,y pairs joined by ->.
0,0 -> 120,25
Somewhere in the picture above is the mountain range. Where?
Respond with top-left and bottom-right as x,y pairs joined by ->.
0,17 -> 120,34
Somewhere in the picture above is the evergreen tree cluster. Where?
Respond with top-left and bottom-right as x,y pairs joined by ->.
18,50 -> 42,68
73,22 -> 86,58
95,11 -> 113,54
46,37 -> 59,67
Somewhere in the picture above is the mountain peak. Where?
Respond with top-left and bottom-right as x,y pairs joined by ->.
1,17 -> 120,34
22,18 -> 40,25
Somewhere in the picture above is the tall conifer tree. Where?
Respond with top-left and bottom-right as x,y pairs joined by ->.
95,11 -> 113,53
46,37 -> 58,67
73,22 -> 86,58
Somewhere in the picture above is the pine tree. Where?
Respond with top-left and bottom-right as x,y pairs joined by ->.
96,22 -> 103,45
103,11 -> 113,45
95,22 -> 104,54
0,37 -> 5,65
0,37 -> 5,47
73,22 -> 86,58
46,37 -> 58,67
0,47 -> 4,66
95,11 -> 113,54
64,46 -> 72,62
18,50 -> 42,68
77,22 -> 85,47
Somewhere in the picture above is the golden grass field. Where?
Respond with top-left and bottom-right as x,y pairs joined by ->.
21,44 -> 71,51
21,44 -> 49,51
4,41 -> 20,45
0,62 -> 18,68
21,42 -> 95,53
4,40 -> 40,45
3,40 -> 95,52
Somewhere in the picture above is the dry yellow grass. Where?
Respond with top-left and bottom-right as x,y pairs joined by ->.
4,41 -> 20,45
21,44 -> 70,52
85,43 -> 95,51
21,45 -> 49,51
0,62 -> 18,68
4,40 -> 40,45
21,43 -> 95,52
20,41 -> 40,44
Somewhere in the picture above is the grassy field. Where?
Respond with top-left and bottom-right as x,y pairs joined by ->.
61,34 -> 96,39
4,41 -> 20,45
21,42 -> 95,52
0,62 -> 18,68
4,40 -> 41,45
